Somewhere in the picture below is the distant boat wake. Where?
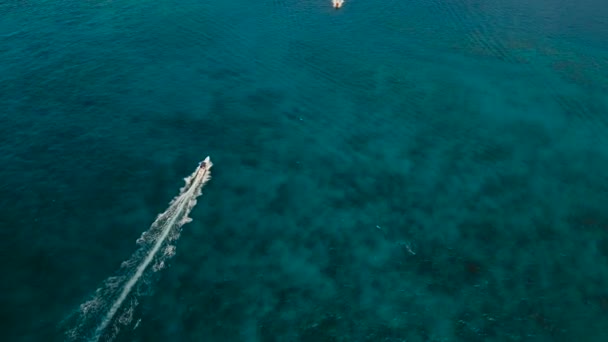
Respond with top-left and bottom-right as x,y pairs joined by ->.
63,157 -> 213,342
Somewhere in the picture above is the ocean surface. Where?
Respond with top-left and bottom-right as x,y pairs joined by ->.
1,0 -> 608,341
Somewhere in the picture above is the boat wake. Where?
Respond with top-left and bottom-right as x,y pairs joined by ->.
63,157 -> 213,341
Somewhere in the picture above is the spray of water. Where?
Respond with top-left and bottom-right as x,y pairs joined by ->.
64,157 -> 213,341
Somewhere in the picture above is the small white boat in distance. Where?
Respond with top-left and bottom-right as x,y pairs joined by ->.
333,0 -> 344,9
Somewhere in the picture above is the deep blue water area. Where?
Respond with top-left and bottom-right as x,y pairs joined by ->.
1,1 -> 608,341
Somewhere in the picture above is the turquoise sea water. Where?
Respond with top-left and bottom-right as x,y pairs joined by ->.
1,1 -> 608,341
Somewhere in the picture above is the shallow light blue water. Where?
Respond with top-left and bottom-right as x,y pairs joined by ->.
1,1 -> 608,341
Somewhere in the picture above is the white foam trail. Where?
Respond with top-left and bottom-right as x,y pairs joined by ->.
64,157 -> 213,342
